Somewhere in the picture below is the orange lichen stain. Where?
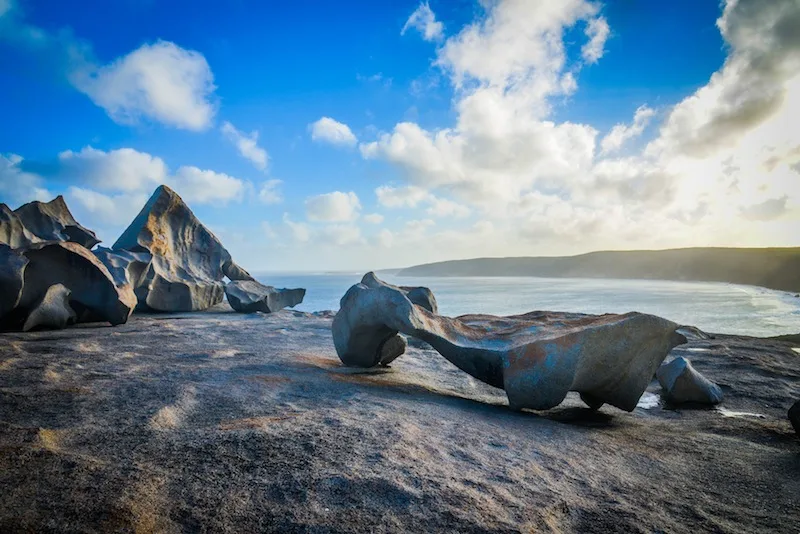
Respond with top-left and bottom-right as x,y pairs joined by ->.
37,428 -> 64,452
0,358 -> 20,371
295,353 -> 341,369
219,414 -> 301,430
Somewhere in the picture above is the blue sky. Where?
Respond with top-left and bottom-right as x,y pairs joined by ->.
1,0 -> 798,271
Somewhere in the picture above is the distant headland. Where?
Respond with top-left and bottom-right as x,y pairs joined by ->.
397,248 -> 800,293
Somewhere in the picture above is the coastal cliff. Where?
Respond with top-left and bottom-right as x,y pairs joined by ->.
398,247 -> 800,293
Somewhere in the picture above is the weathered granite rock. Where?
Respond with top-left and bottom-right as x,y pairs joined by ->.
111,185 -> 254,312
93,247 -> 153,306
333,274 -> 687,411
22,284 -> 76,332
360,271 -> 438,314
19,242 -> 136,326
13,196 -> 99,248
657,356 -> 723,405
788,400 -> 799,436
225,280 -> 305,313
0,204 -> 41,248
0,244 -> 28,319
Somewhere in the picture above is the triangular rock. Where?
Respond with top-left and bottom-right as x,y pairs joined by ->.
112,185 -> 254,312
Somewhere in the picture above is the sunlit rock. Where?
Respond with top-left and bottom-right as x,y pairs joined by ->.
333,273 -> 687,411
657,356 -> 723,405
112,185 -> 254,312
225,280 -> 305,313
360,271 -> 438,313
22,284 -> 76,332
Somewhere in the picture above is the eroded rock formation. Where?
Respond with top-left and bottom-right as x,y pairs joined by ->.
19,242 -> 136,326
111,185 -> 255,312
360,271 -> 438,314
0,244 -> 27,320
333,274 -> 687,411
22,283 -> 76,332
657,356 -> 723,405
1,196 -> 100,249
225,280 -> 305,313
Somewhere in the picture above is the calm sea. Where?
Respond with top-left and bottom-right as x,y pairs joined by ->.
253,272 -> 800,338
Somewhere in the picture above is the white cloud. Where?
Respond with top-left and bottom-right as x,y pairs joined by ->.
221,121 -> 269,170
67,187 -> 149,226
310,117 -> 357,146
170,166 -> 245,205
319,224 -> 363,246
600,105 -> 656,155
305,191 -> 361,222
71,40 -> 216,131
261,221 -> 278,240
401,2 -> 444,42
582,16 -> 610,64
258,179 -> 283,205
363,213 -> 384,224
282,214 -> 311,242
58,146 -> 167,192
375,184 -> 430,208
0,154 -> 52,206
426,197 -> 471,218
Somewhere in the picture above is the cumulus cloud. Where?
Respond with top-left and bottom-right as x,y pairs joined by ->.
66,187 -> 149,226
319,224 -> 363,246
57,146 -> 167,192
170,166 -> 245,205
310,117 -> 357,146
0,154 -> 53,206
375,185 -> 430,208
221,121 -> 269,170
258,179 -> 283,205
741,196 -> 789,221
71,41 -> 216,131
363,213 -> 384,224
282,214 -> 311,242
582,16 -> 610,64
600,105 -> 655,154
401,2 -> 443,41
426,197 -> 471,218
305,191 -> 361,222
649,0 -> 800,159
357,0 -> 800,258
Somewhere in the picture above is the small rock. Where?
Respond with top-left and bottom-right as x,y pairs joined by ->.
23,284 -> 76,332
657,357 -> 723,405
789,400 -> 800,436
225,280 -> 305,313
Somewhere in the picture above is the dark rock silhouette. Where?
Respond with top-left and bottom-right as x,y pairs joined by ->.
17,242 -> 136,327
789,400 -> 800,436
225,280 -> 305,313
111,185 -> 255,312
333,273 -> 686,411
0,244 -> 27,320
657,356 -> 723,405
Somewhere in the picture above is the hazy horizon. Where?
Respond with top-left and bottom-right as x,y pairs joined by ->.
2,0 -> 798,272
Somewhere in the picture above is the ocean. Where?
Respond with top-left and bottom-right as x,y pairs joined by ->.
254,272 -> 800,338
